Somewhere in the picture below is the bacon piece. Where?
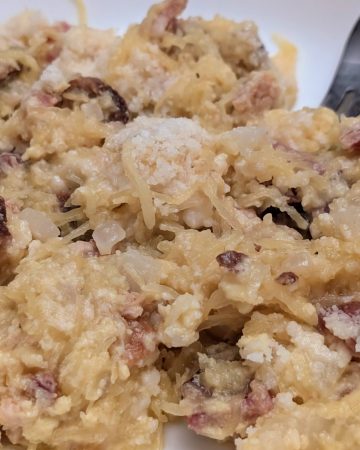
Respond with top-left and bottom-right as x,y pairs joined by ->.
216,251 -> 248,273
276,271 -> 298,285
232,71 -> 280,117
37,22 -> 70,64
319,301 -> 360,327
0,152 -> 21,174
318,301 -> 360,354
241,380 -> 273,423
142,0 -> 187,38
340,302 -> 360,317
125,318 -> 156,367
45,46 -> 62,64
27,371 -> 58,404
33,372 -> 57,394
70,240 -> 99,257
166,17 -> 179,33
185,380 -> 273,438
121,292 -> 145,320
340,123 -> 360,152
61,76 -> 129,123
0,196 -> 10,239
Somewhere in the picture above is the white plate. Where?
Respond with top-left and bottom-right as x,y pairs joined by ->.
2,1 -> 360,449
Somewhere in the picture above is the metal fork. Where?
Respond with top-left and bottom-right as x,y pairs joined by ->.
322,18 -> 360,116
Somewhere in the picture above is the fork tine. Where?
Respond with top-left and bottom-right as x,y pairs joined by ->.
322,17 -> 360,114
347,97 -> 360,117
322,89 -> 344,111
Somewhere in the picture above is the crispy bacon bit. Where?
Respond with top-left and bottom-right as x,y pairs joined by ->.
27,372 -> 58,402
0,196 -> 10,239
232,71 -> 280,117
276,271 -> 298,285
0,152 -> 21,173
125,319 -> 155,367
142,0 -> 187,38
340,123 -> 360,152
216,251 -> 248,273
241,380 -> 273,423
61,76 -> 129,123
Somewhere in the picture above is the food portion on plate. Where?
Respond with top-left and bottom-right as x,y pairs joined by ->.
0,0 -> 296,136
108,0 -> 297,131
0,0 -> 359,449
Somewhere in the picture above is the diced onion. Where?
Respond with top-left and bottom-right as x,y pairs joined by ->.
19,208 -> 60,241
93,220 -> 126,255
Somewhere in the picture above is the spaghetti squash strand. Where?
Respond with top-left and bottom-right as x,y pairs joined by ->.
122,143 -> 156,229
203,174 -> 241,231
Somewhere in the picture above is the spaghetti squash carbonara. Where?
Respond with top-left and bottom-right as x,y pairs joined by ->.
0,1 -> 359,450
